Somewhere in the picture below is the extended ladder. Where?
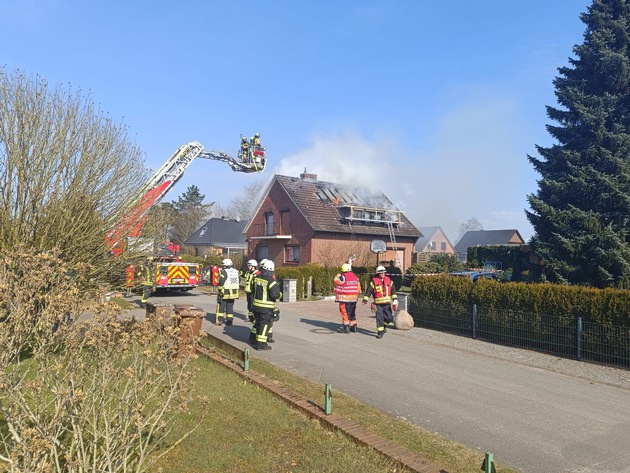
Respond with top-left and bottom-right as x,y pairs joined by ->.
386,221 -> 402,268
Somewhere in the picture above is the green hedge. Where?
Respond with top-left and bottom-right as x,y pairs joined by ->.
411,275 -> 630,326
274,263 -> 403,301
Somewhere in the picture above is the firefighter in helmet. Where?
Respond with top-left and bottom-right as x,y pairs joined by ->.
240,135 -> 250,164
362,265 -> 398,339
333,262 -> 361,333
242,259 -> 258,322
252,259 -> 281,350
215,258 -> 240,325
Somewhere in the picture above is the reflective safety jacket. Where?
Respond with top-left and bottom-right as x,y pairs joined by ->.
363,275 -> 397,305
139,264 -> 153,287
218,267 -> 240,299
333,271 -> 361,302
242,269 -> 258,294
252,270 -> 281,311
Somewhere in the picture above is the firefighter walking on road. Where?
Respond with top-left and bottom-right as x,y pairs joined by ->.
334,263 -> 361,333
216,258 -> 240,326
362,265 -> 398,339
252,259 -> 281,350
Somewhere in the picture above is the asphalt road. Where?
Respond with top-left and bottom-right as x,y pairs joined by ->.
131,289 -> 630,473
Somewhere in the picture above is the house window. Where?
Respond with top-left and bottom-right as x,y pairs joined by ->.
285,245 -> 300,263
441,242 -> 447,251
265,213 -> 274,236
256,246 -> 268,261
199,227 -> 207,236
428,241 -> 436,251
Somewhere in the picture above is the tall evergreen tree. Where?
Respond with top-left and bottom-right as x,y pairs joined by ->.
527,0 -> 630,288
173,185 -> 205,212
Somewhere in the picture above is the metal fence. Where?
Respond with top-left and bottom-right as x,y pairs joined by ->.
405,297 -> 630,370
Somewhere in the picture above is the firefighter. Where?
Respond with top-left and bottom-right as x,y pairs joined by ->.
362,265 -> 398,339
253,132 -> 261,147
246,259 -> 263,344
242,259 -> 258,321
333,263 -> 361,333
252,259 -> 281,350
240,135 -> 250,163
216,258 -> 240,326
139,258 -> 154,307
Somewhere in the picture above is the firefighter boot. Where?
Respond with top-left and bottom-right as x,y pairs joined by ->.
254,342 -> 271,351
377,330 -> 384,339
349,324 -> 357,333
215,316 -> 223,326
338,325 -> 350,334
267,333 -> 275,343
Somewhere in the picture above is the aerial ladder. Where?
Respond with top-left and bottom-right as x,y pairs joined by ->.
106,135 -> 267,256
386,221 -> 402,269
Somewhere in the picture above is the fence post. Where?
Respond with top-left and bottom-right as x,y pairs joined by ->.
472,304 -> 477,339
576,316 -> 583,360
243,348 -> 250,371
324,384 -> 332,415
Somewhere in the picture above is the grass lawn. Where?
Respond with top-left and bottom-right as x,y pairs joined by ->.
153,342 -> 520,473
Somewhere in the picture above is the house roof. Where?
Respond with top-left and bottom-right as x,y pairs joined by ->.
415,226 -> 454,251
454,229 -> 525,254
184,217 -> 247,248
261,174 -> 421,239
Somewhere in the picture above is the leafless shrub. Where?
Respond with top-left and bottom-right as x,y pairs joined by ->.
0,68 -> 161,278
0,248 -> 200,472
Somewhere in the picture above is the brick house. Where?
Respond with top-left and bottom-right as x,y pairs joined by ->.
413,226 -> 456,263
244,172 -> 422,271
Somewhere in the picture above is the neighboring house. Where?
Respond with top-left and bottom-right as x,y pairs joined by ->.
184,217 -> 247,257
244,172 -> 422,271
413,226 -> 456,263
454,229 -> 526,262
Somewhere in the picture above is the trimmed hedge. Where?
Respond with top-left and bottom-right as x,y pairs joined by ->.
274,263 -> 403,301
411,275 -> 630,326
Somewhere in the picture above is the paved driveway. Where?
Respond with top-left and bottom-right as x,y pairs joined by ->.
132,289 -> 630,473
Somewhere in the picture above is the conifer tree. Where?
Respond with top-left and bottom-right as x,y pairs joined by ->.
527,0 -> 630,288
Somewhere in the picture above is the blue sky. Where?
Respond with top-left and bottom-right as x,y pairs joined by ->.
0,0 -> 592,242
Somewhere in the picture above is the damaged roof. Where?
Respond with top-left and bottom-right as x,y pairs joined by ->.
274,174 -> 421,239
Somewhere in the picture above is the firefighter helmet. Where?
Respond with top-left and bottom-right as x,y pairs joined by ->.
376,265 -> 386,273
261,260 -> 275,271
247,259 -> 258,267
222,258 -> 233,266
341,263 -> 352,272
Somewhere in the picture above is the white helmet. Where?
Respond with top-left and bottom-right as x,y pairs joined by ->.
261,260 -> 275,271
222,258 -> 233,266
247,259 -> 258,267
376,265 -> 386,273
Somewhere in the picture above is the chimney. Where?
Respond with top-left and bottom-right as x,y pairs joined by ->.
300,167 -> 317,181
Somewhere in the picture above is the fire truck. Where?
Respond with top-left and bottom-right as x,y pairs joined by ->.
111,135 -> 267,292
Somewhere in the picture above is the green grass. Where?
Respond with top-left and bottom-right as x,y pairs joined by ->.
153,356 -> 411,473
153,341 -> 520,473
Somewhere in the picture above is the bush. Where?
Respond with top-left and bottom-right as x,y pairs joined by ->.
0,248 -> 197,472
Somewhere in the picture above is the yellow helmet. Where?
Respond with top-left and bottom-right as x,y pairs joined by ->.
341,263 -> 351,272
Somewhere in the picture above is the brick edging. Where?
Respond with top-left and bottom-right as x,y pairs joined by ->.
196,337 -> 444,473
